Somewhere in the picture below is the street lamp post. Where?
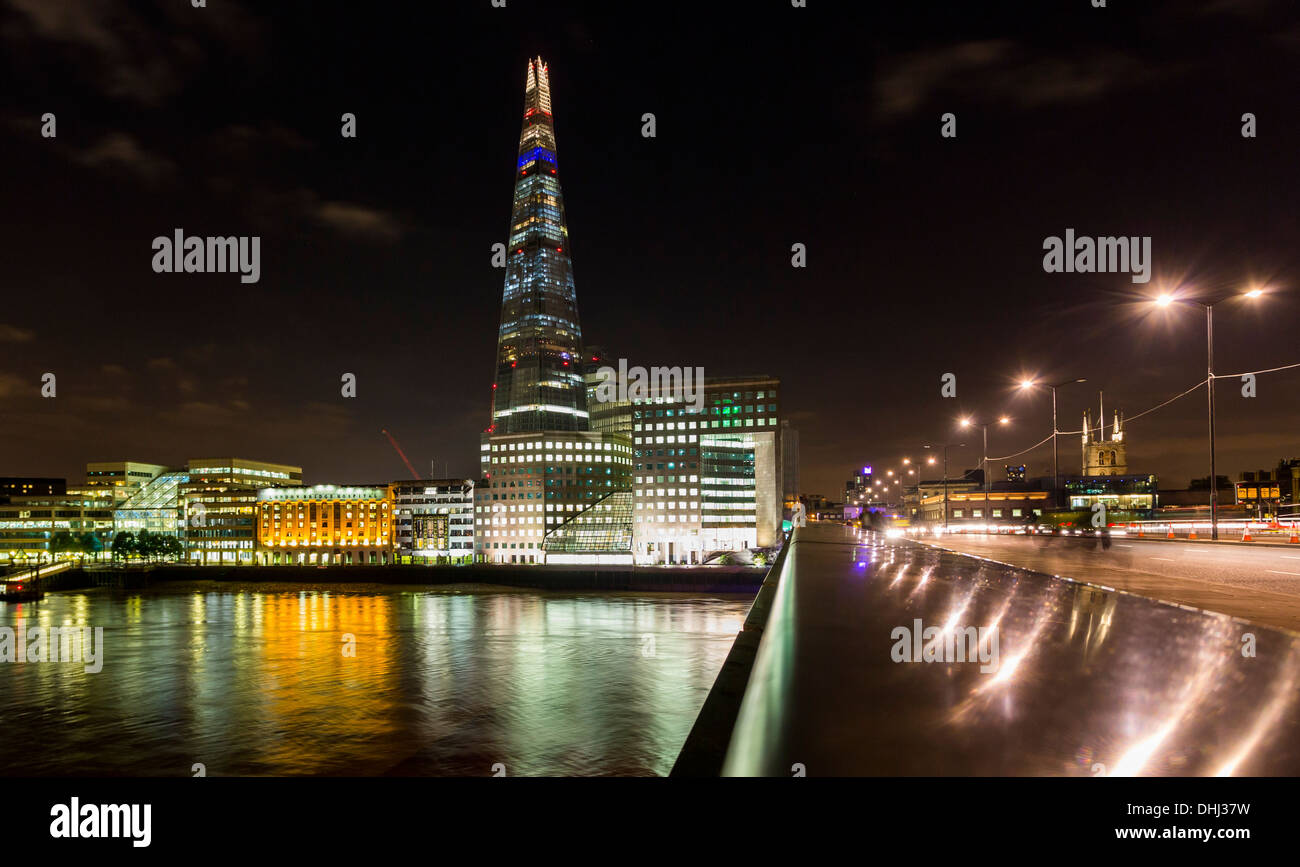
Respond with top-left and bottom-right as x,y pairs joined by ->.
923,442 -> 966,530
1154,287 -> 1264,541
1019,377 -> 1087,506
960,416 -> 1010,492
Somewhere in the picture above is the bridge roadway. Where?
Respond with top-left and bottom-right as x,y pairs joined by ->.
926,532 -> 1300,632
716,523 -> 1300,775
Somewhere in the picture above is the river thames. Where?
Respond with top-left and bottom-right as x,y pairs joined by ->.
0,585 -> 749,776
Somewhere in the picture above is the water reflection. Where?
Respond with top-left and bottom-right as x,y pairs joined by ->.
0,586 -> 748,777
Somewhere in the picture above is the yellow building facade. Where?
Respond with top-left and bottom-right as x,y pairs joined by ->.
256,485 -> 393,565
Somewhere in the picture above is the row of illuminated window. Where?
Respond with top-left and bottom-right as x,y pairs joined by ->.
263,537 -> 388,546
637,487 -> 699,496
636,502 -> 700,511
263,521 -> 385,529
263,530 -> 387,538
950,509 -> 1042,518
190,467 -> 293,480
636,434 -> 699,444
493,440 -> 628,453
492,455 -> 630,465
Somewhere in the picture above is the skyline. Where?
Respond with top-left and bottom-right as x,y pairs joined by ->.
2,1 -> 1299,496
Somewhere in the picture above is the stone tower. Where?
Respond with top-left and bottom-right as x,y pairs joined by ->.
1081,392 -> 1126,476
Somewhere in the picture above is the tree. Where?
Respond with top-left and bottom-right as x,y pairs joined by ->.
50,531 -> 75,560
160,536 -> 184,560
111,531 -> 136,563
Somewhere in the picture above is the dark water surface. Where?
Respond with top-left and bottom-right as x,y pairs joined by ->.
0,584 -> 749,777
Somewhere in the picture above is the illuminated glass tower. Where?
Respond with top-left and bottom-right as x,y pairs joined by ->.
489,56 -> 588,434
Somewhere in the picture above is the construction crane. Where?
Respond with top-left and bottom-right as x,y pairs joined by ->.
381,429 -> 420,480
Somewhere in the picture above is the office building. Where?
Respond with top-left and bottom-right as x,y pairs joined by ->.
476,431 -> 633,564
392,479 -> 475,563
181,458 -> 303,564
113,470 -> 190,538
488,56 -> 588,436
625,375 -> 783,564
255,484 -> 393,565
81,461 -> 168,504
0,490 -> 116,561
781,421 -> 800,501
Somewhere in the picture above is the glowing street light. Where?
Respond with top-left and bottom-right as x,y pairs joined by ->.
960,416 -> 1012,491
1148,284 -> 1268,540
1018,376 -> 1087,502
923,442 -> 966,530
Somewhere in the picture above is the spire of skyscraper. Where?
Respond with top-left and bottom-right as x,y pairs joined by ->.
488,56 -> 587,434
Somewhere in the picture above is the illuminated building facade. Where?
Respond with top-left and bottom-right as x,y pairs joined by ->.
392,479 -> 475,563
1081,405 -> 1127,476
256,485 -> 394,565
1063,474 -> 1158,516
1235,460 -> 1299,517
82,460 -> 168,504
181,458 -> 303,564
625,376 -> 783,564
584,346 -> 631,437
0,491 -> 116,561
489,56 -> 588,435
475,431 -> 633,564
113,470 -> 189,537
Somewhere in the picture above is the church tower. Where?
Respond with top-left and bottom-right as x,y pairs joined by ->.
1081,392 -> 1127,476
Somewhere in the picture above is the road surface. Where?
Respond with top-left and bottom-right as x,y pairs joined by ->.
721,523 -> 1300,775
924,532 -> 1300,632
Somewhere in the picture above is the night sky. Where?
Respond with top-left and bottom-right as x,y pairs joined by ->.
2,0 -> 1298,496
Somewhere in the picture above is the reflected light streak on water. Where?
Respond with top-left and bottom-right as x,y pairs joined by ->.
0,585 -> 749,777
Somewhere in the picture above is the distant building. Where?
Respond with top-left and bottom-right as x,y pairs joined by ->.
476,430 -> 634,564
113,470 -> 189,538
1081,399 -> 1127,476
0,490 -> 116,560
182,458 -> 303,564
1063,474 -> 1158,516
0,477 -> 65,502
256,484 -> 393,565
392,479 -> 474,563
916,477 -> 1052,525
1235,459 -> 1300,517
781,421 -> 799,501
629,376 -> 783,564
82,461 -> 168,504
584,346 -> 632,437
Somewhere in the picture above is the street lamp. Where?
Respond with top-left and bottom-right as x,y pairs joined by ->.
1018,377 -> 1087,504
923,442 -> 966,530
960,415 -> 1011,492
1151,286 -> 1267,540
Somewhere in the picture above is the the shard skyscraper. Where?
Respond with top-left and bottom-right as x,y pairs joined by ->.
488,57 -> 588,434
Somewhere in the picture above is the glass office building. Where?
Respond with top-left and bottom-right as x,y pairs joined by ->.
543,491 -> 635,565
489,56 -> 587,435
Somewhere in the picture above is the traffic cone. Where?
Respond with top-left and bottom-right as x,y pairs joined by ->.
1243,527 -> 1253,542
1189,528 -> 1198,540
1167,526 -> 1175,539
1290,529 -> 1299,544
